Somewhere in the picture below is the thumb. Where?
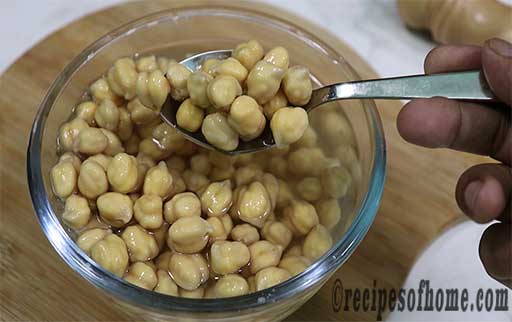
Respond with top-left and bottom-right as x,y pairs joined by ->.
482,38 -> 512,106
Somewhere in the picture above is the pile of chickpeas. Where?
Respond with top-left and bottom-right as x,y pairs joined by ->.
175,40 -> 311,150
50,40 -> 358,299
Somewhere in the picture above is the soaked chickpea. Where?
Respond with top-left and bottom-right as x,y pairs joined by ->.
62,194 -> 91,229
188,154 -> 211,176
155,251 -> 174,271
77,228 -> 111,255
282,66 -> 312,106
318,110 -> 355,147
259,173 -> 279,211
276,179 -> 295,209
208,150 -> 237,169
91,234 -> 129,277
136,55 -> 158,72
315,198 -> 341,229
261,221 -> 292,249
127,98 -> 159,126
95,99 -> 120,131
201,113 -> 239,151
174,140 -> 198,157
143,161 -> 174,199
249,240 -> 283,274
58,152 -> 81,172
267,157 -> 288,179
107,153 -> 138,193
182,170 -> 210,195
287,147 -> 327,177
168,169 -> 187,197
228,185 -> 246,221
107,57 -> 138,99
151,222 -> 169,250
85,154 -> 111,171
89,78 -> 120,104
207,75 -> 242,111
207,215 -> 233,244
73,127 -> 107,155
209,164 -> 235,182
167,216 -> 212,253
136,118 -> 161,139
187,71 -> 213,108
233,39 -> 264,70
278,256 -> 311,276
334,144 -> 358,168
255,267 -> 291,291
138,138 -> 170,161
166,62 -> 191,101
50,161 -> 77,199
283,242 -> 303,258
75,101 -> 97,126
303,224 -> 333,261
213,57 -> 248,84
294,125 -> 318,149
124,262 -> 158,290
210,241 -> 250,275
121,225 -> 159,261
180,287 -> 205,299
234,163 -> 263,187
246,60 -> 284,105
169,253 -> 209,290
152,123 -> 186,153
214,274 -> 249,298
201,58 -> 220,75
165,155 -> 186,172
270,107 -> 308,148
176,99 -> 205,132
263,46 -> 290,70
136,70 -> 170,111
320,166 -> 352,198
231,224 -> 260,246
238,181 -> 271,228
77,160 -> 108,199
117,107 -> 134,141
262,89 -> 287,119
164,192 -> 201,224
283,201 -> 319,236
200,180 -> 232,217
157,57 -> 175,73
133,194 -> 163,229
154,269 -> 179,296
58,118 -> 89,152
227,96 -> 266,141
100,129 -> 124,156
296,177 -> 323,202
97,192 -> 133,227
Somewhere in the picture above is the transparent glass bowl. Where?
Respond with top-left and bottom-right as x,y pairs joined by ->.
27,4 -> 386,322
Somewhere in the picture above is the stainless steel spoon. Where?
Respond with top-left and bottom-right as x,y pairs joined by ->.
160,50 -> 496,155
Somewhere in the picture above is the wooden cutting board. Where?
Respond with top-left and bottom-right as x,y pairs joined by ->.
0,1 -> 490,321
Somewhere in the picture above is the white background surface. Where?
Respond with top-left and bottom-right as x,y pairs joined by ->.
1,1 -> 510,321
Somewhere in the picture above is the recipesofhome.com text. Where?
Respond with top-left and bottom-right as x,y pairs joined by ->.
331,279 -> 510,320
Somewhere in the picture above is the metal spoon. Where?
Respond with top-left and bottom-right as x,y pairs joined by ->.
160,50 -> 496,155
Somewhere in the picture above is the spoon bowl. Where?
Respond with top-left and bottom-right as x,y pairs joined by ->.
160,50 -> 495,155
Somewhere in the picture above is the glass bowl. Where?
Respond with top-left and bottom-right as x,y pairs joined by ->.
27,4 -> 386,322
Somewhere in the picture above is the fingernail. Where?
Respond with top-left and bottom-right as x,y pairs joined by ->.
487,38 -> 512,58
465,180 -> 482,211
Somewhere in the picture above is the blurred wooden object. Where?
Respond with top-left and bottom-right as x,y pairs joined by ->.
397,0 -> 512,45
0,1 -> 491,321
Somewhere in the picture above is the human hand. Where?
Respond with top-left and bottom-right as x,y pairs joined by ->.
397,38 -> 511,287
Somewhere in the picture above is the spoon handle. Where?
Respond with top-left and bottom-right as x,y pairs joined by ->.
310,70 -> 496,109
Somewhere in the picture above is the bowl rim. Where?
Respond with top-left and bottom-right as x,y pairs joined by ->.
27,4 -> 386,314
